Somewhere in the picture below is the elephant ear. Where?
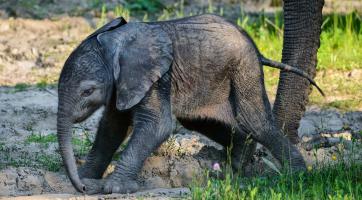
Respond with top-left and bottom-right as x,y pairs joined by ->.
86,17 -> 127,39
97,23 -> 173,110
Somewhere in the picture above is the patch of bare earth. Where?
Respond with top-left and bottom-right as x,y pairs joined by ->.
0,17 -> 91,85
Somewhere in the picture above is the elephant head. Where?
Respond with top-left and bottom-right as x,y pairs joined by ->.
57,17 -> 127,192
57,17 -> 172,192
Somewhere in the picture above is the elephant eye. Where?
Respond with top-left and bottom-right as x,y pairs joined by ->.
81,88 -> 95,97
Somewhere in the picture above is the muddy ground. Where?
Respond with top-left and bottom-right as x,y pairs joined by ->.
0,1 -> 361,199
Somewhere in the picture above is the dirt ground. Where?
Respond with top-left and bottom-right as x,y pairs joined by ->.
0,2 -> 361,199
0,17 -> 91,86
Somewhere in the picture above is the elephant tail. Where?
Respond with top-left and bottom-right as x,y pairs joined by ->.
260,56 -> 325,96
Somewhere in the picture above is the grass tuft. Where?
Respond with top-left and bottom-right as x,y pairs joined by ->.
26,133 -> 57,144
191,161 -> 362,199
14,83 -> 30,92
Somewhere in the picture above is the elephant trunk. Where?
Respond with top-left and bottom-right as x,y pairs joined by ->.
57,110 -> 85,193
273,0 -> 324,143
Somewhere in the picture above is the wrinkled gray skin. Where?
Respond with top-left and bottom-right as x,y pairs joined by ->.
58,14 -> 316,194
273,0 -> 324,144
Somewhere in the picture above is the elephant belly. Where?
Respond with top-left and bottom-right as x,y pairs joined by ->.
170,63 -> 231,118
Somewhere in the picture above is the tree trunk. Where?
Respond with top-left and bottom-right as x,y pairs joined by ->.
273,0 -> 324,143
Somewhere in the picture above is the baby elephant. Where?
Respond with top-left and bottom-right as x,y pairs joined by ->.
57,14 -> 322,194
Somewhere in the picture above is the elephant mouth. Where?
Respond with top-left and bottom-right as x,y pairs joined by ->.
73,106 -> 101,123
73,116 -> 87,123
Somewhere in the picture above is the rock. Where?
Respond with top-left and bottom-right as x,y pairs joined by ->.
143,156 -> 169,176
345,112 -> 362,133
170,159 -> 201,187
299,109 -> 346,136
173,134 -> 205,155
143,176 -> 170,189
298,118 -> 317,137
323,111 -> 344,132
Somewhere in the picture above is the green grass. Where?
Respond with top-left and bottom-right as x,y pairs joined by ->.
240,12 -> 362,110
251,12 -> 362,70
26,133 -> 58,144
191,163 -> 362,199
0,142 -> 62,172
13,83 -> 30,92
189,126 -> 361,200
36,80 -> 48,89
324,99 -> 362,111
125,0 -> 165,13
37,154 -> 62,172
22,132 -> 92,171
319,29 -> 362,71
26,132 -> 92,156
72,136 -> 93,157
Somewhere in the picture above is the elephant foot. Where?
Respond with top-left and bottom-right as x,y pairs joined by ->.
81,175 -> 139,194
82,178 -> 105,194
103,177 -> 139,194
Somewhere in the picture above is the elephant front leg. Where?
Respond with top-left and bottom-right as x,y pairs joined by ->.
78,106 -> 131,180
104,95 -> 172,194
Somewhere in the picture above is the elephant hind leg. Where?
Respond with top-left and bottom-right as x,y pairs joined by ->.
230,77 -> 306,172
177,116 -> 256,173
178,117 -> 232,147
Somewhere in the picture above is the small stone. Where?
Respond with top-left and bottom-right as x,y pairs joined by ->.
298,119 -> 317,137
170,159 -> 200,187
